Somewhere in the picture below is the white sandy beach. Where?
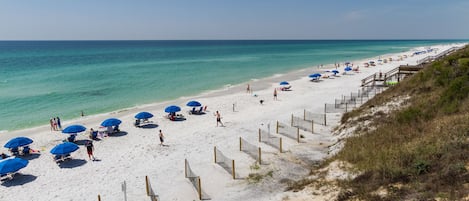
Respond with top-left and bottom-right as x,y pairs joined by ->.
0,43 -> 466,201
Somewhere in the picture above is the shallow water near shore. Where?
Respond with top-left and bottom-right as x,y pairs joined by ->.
0,40 -> 465,131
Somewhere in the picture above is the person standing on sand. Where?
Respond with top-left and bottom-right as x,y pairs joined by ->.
215,111 -> 224,127
159,130 -> 165,146
49,118 -> 54,131
273,88 -> 278,100
56,116 -> 62,130
246,84 -> 252,94
53,117 -> 58,131
86,141 -> 95,160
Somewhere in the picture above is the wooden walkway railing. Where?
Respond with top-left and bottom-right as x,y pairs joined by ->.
362,46 -> 464,87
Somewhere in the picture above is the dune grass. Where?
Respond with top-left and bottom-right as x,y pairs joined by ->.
333,46 -> 469,200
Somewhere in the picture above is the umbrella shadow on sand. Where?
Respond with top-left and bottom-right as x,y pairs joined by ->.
75,139 -> 92,146
18,153 -> 41,160
107,131 -> 128,137
58,159 -> 87,169
1,174 -> 37,187
139,124 -> 159,129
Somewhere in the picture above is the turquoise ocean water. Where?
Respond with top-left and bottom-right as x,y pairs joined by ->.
0,40 -> 466,131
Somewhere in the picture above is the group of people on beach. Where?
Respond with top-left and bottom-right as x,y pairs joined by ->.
49,117 -> 62,131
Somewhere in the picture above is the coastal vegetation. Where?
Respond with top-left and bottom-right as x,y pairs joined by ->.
289,45 -> 469,200
335,45 -> 469,200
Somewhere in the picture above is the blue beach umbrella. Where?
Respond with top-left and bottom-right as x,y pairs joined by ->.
135,112 -> 154,120
101,118 -> 122,127
0,158 -> 29,175
186,101 -> 202,107
165,105 -> 181,113
309,73 -> 322,78
279,81 -> 289,85
344,66 -> 352,71
50,142 -> 79,155
62,125 -> 86,134
331,70 -> 339,74
4,137 -> 33,148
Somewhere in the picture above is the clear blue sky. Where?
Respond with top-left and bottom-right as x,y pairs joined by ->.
1,0 -> 468,40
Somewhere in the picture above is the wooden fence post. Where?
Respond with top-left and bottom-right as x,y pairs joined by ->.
276,121 -> 279,134
324,113 -> 327,126
258,129 -> 261,142
198,177 -> 202,200
232,160 -> 236,180
145,176 -> 150,196
239,137 -> 242,151
311,120 -> 314,133
258,147 -> 262,164
214,147 -> 217,163
184,159 -> 187,178
279,138 -> 283,153
297,128 -> 300,143
98,195 -> 101,201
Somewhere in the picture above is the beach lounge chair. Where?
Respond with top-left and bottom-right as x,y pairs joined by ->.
353,67 -> 360,72
281,86 -> 292,91
67,135 -> 76,143
90,131 -> 98,140
53,154 -> 72,163
113,125 -> 120,133
0,173 -> 15,181
9,147 -> 20,156
21,146 -> 31,155
134,119 -> 141,127
0,153 -> 9,159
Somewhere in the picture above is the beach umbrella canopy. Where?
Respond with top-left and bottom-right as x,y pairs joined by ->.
50,142 -> 79,155
4,137 -> 33,148
135,112 -> 154,120
100,118 -> 122,127
309,73 -> 322,78
331,70 -> 339,74
165,105 -> 181,113
344,66 -> 352,71
279,81 -> 290,85
62,125 -> 86,134
0,158 -> 29,175
186,101 -> 202,107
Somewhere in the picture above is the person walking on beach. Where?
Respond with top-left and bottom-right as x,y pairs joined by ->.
246,84 -> 252,94
159,130 -> 165,146
49,118 -> 54,131
85,141 -> 95,161
56,116 -> 62,130
53,117 -> 58,131
215,111 -> 224,127
273,88 -> 278,100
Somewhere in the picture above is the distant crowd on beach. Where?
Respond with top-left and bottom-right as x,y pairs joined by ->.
49,117 -> 62,131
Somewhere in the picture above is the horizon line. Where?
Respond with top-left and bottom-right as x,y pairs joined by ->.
0,38 -> 468,42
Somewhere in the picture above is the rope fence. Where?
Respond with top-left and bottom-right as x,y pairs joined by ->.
276,121 -> 300,143
291,115 -> 314,133
239,137 -> 262,164
304,110 -> 326,126
145,176 -> 159,201
185,159 -> 210,200
258,129 -> 283,153
214,146 -> 236,179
